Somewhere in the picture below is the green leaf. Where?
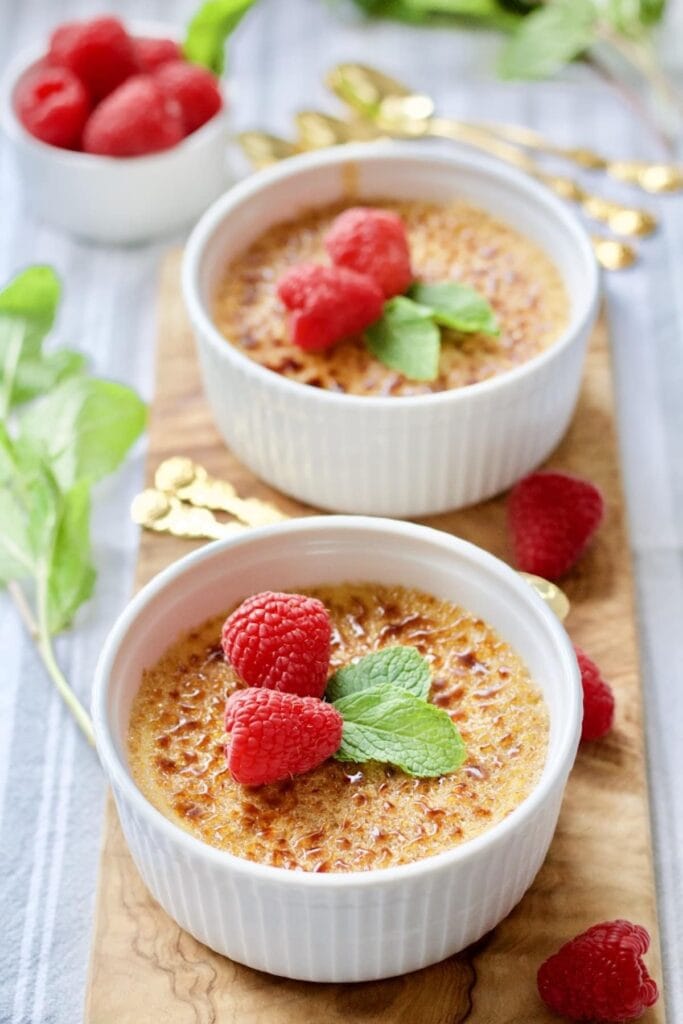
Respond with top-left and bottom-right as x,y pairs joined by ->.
19,376 -> 147,490
45,481 -> 96,633
409,281 -> 500,336
326,646 -> 431,702
0,266 -> 61,358
12,348 -> 87,405
334,684 -> 466,777
498,0 -> 597,79
606,0 -> 665,34
365,296 -> 441,381
184,0 -> 255,74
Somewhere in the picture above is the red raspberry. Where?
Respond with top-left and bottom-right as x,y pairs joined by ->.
575,646 -> 615,742
538,920 -> 659,1022
133,37 -> 182,73
225,688 -> 343,786
154,60 -> 222,134
48,17 -> 140,103
277,264 -> 384,351
507,471 -> 604,580
15,66 -> 89,149
82,76 -> 184,157
222,591 -> 332,698
325,206 -> 413,299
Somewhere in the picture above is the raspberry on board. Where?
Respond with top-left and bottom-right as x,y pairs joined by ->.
507,470 -> 605,581
15,66 -> 89,149
277,263 -> 384,351
82,75 -> 185,157
154,60 -> 222,134
48,16 -> 140,103
222,591 -> 332,698
537,919 -> 659,1022
574,646 -> 615,742
325,206 -> 413,299
225,688 -> 343,786
133,37 -> 182,73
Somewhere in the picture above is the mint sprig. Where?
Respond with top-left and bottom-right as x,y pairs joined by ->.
184,0 -> 256,74
409,281 -> 500,337
326,645 -> 431,702
334,684 -> 466,778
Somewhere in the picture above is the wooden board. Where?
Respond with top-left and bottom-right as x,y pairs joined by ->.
85,252 -> 665,1023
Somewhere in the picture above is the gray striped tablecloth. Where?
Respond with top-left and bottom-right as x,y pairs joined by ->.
0,1 -> 681,1020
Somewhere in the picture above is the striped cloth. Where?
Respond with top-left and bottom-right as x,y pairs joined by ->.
1,1 -> 681,1020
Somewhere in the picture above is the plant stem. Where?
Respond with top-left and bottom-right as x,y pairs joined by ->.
597,21 -> 683,123
583,52 -> 673,153
0,324 -> 24,418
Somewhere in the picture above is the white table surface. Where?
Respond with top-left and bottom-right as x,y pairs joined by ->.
1,1 -> 681,1021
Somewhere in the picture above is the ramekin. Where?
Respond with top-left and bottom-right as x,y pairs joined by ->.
0,21 -> 230,244
182,144 -> 599,517
92,516 -> 581,982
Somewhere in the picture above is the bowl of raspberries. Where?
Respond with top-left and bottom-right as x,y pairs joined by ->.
0,16 -> 229,243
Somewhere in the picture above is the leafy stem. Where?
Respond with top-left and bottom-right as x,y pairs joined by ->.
1,324 -> 24,419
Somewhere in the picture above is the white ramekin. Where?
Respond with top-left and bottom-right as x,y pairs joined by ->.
92,516 -> 581,982
0,21 -> 230,244
182,144 -> 599,517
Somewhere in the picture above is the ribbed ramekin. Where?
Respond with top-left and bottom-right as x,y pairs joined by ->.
182,144 -> 599,517
92,516 -> 581,982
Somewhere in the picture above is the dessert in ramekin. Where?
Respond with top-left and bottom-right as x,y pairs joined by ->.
93,517 -> 581,981
182,144 -> 599,516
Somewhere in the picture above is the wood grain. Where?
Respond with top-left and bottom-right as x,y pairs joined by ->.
85,252 -> 665,1023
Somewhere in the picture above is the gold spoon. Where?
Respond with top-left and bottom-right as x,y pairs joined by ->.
327,63 -> 682,195
155,457 -> 287,527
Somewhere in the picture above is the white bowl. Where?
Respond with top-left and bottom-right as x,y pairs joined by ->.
0,21 -> 230,244
92,516 -> 581,982
182,144 -> 599,517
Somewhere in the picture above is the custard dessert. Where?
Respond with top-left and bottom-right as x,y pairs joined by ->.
213,200 -> 568,397
128,583 -> 549,873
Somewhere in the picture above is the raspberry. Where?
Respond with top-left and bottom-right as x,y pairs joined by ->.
507,471 -> 604,580
15,66 -> 89,149
277,264 -> 384,351
48,17 -> 139,103
537,920 -> 659,1022
133,37 -> 182,73
82,76 -> 184,157
225,688 -> 343,786
154,61 -> 222,134
222,592 -> 332,698
575,646 -> 615,742
325,206 -> 413,298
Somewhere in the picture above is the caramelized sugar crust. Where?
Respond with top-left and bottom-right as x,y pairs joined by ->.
213,200 -> 568,396
128,584 -> 548,872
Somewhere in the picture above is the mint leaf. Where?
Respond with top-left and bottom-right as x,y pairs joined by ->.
334,684 -> 466,777
184,0 -> 255,74
498,0 -> 597,79
326,646 -> 431,702
409,281 -> 500,337
365,296 -> 440,381
0,266 -> 60,357
46,481 -> 96,633
19,376 -> 147,490
12,348 -> 86,405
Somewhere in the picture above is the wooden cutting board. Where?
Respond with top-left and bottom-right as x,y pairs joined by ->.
85,252 -> 665,1023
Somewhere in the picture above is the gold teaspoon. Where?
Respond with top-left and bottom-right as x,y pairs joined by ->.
131,489 -> 246,541
155,457 -> 287,527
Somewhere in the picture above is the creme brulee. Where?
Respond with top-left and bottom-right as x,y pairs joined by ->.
127,583 -> 548,873
212,200 -> 568,397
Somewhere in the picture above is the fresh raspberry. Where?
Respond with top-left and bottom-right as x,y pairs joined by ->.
507,471 -> 604,580
15,66 -> 89,149
575,646 -> 615,742
277,264 -> 384,351
537,920 -> 659,1022
154,60 -> 222,134
82,76 -> 184,157
133,37 -> 182,73
222,591 -> 332,698
325,206 -> 413,299
48,17 -> 140,103
225,688 -> 343,786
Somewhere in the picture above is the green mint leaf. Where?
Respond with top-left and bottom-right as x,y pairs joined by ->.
184,0 -> 255,74
606,0 -> 664,34
334,684 -> 466,777
46,481 -> 96,633
0,266 -> 60,357
12,348 -> 87,405
0,427 -> 34,584
409,281 -> 500,337
19,376 -> 147,490
365,296 -> 441,382
326,646 -> 431,702
498,0 -> 597,79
